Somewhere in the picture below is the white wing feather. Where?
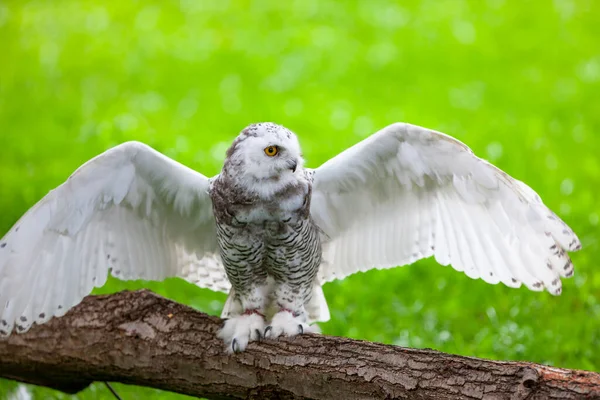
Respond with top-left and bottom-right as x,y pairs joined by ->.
0,141 -> 228,336
311,123 -> 580,293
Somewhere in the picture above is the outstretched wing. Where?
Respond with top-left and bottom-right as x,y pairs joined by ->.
0,141 -> 228,336
310,123 -> 581,294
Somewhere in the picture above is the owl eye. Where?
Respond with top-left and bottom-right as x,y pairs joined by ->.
264,146 -> 279,157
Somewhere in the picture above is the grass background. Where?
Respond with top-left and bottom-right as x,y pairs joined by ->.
0,0 -> 599,398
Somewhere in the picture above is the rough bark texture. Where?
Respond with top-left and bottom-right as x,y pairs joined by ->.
0,290 -> 598,400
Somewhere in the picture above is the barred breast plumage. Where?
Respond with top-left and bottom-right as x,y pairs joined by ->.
210,168 -> 321,320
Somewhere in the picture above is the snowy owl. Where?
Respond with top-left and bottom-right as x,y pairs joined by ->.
0,122 -> 581,352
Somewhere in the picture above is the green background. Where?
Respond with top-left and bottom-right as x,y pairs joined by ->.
1,0 -> 599,398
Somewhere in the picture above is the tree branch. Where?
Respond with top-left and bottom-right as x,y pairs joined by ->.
0,290 -> 598,399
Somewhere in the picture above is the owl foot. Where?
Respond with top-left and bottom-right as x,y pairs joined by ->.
218,311 -> 265,353
264,310 -> 320,339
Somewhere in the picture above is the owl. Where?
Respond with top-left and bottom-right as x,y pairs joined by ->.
0,122 -> 581,352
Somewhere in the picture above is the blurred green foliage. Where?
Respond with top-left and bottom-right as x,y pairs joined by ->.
1,0 -> 599,398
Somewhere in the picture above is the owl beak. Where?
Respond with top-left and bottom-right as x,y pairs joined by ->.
288,160 -> 298,173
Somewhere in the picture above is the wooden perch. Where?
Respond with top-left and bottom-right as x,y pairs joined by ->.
0,290 -> 598,399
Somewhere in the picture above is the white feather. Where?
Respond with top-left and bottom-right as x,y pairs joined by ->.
312,123 -> 581,296
0,141 -> 228,335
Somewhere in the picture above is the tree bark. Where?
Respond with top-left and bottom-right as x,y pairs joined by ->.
0,290 -> 598,399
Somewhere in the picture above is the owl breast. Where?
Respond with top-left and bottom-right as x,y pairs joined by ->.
210,173 -> 321,296
234,190 -> 306,224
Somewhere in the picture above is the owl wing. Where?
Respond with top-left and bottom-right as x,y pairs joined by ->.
310,123 -> 581,293
0,141 -> 228,336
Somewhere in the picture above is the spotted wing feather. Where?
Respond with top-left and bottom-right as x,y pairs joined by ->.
0,141 -> 226,336
310,123 -> 580,293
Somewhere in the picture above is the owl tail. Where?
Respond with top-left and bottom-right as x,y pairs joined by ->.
306,284 -> 331,323
220,289 -> 241,319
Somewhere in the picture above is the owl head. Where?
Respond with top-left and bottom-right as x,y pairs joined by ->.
224,123 -> 304,185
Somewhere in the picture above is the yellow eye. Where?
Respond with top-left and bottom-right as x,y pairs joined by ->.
264,146 -> 278,157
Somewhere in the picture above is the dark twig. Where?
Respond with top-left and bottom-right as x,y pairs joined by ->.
104,382 -> 123,400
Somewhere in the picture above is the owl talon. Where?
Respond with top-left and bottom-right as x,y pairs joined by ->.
264,310 -> 320,338
264,325 -> 273,338
218,313 -> 265,353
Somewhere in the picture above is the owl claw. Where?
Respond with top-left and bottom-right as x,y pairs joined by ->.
264,325 -> 273,338
264,310 -> 320,339
218,313 -> 265,353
